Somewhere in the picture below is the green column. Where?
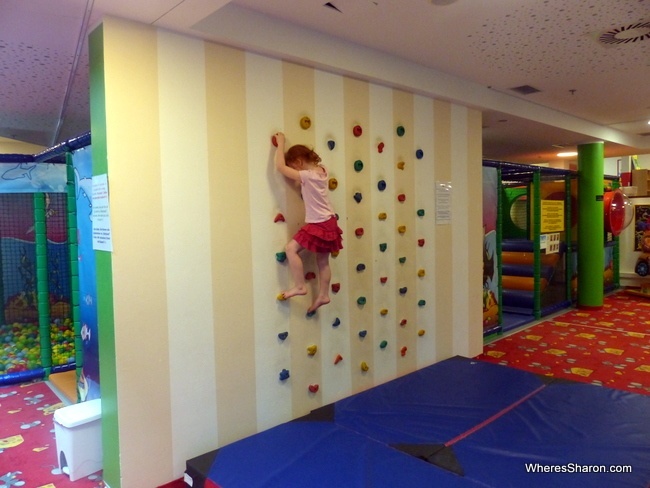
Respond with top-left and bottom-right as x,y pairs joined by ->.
34,193 -> 52,377
577,142 -> 604,308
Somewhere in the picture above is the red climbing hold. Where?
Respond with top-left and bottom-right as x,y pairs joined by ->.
305,272 -> 316,280
378,142 -> 385,153
332,283 -> 341,293
334,354 -> 343,364
309,384 -> 319,393
353,125 -> 363,137
274,213 -> 285,223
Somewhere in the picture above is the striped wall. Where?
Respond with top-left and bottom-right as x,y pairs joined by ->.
93,17 -> 482,487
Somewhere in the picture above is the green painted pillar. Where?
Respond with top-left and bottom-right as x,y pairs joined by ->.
577,142 -> 604,308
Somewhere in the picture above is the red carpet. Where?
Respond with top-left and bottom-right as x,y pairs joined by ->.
476,290 -> 650,395
0,381 -> 103,487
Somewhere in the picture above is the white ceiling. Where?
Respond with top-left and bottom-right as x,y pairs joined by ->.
1,0 -> 649,163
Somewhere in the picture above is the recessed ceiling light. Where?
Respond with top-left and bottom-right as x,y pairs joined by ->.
430,0 -> 459,5
557,151 -> 578,157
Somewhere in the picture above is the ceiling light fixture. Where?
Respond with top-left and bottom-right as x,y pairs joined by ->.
557,151 -> 578,158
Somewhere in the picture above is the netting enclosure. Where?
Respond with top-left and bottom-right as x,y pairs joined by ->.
0,134 -> 87,386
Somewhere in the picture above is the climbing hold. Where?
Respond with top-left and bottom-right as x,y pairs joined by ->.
353,125 -> 363,137
418,329 -> 426,336
400,346 -> 408,357
418,238 -> 425,247
400,319 -> 407,326
306,310 -> 317,318
380,340 -> 388,349
278,331 -> 289,340
399,257 -> 406,264
377,180 -> 386,191
379,243 -> 387,252
415,149 -> 424,159
355,227 -> 364,237
380,277 -> 388,284
354,159 -> 364,172
354,192 -> 363,203
396,125 -> 405,137
331,250 -> 340,257
329,178 -> 338,190
359,330 -> 368,338
397,225 -> 406,234
360,361 -> 369,372
274,213 -> 285,223
307,344 -> 318,356
399,287 -> 408,295
305,271 -> 316,280
331,283 -> 341,293
309,384 -> 319,393
380,308 -> 388,316
378,212 -> 387,220
300,116 -> 312,130
398,193 -> 406,202
418,269 -> 426,277
332,317 -> 341,327
357,296 -> 367,305
272,135 -> 278,147
378,142 -> 385,153
334,354 -> 343,364
418,299 -> 426,307
417,209 -> 425,217
276,252 -> 287,263
279,369 -> 290,381
277,293 -> 287,301
327,140 -> 336,150
356,263 -> 366,272
397,161 -> 405,170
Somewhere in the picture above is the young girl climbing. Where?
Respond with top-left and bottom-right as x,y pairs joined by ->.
273,132 -> 343,315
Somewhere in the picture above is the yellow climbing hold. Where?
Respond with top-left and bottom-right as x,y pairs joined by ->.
307,344 -> 318,356
360,361 -> 369,372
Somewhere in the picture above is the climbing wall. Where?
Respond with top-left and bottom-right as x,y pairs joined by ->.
93,20 -> 482,484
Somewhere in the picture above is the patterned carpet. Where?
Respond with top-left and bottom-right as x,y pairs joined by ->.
0,381 -> 103,488
476,290 -> 650,395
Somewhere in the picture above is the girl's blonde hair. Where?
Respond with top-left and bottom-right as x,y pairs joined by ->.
285,144 -> 321,165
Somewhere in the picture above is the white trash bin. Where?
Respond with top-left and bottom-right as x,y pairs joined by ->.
53,398 -> 102,481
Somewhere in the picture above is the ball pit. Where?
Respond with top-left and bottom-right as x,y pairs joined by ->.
0,317 -> 75,376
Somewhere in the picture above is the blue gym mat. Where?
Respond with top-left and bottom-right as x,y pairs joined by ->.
188,356 -> 650,488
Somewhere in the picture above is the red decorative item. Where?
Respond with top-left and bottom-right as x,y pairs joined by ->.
353,125 -> 363,137
274,213 -> 285,223
309,384 -> 319,393
332,283 -> 341,293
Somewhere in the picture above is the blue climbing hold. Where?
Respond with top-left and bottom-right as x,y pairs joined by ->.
378,180 -> 386,191
354,192 -> 363,203
332,317 -> 341,327
359,330 -> 368,338
279,369 -> 290,381
328,140 -> 336,150
416,149 -> 424,159
278,331 -> 289,341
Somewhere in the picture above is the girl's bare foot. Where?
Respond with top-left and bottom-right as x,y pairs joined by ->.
278,286 -> 307,301
307,296 -> 330,314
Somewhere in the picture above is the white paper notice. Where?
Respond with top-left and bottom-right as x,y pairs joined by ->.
435,182 -> 452,224
92,174 -> 113,252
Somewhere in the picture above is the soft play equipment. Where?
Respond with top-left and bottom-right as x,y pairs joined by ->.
186,356 -> 650,488
0,133 -> 89,386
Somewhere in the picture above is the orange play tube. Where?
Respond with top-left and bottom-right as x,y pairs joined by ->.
502,251 -> 559,267
502,275 -> 548,291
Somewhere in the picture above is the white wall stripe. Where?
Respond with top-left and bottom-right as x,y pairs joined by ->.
157,30 -> 217,471
413,95 -> 437,366
245,52 -> 293,430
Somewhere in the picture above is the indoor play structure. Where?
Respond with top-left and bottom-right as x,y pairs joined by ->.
0,133 -> 90,388
482,160 -> 630,336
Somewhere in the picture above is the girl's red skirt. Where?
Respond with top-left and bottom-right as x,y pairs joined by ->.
294,216 -> 343,253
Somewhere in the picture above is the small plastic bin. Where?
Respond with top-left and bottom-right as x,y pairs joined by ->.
53,398 -> 102,481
